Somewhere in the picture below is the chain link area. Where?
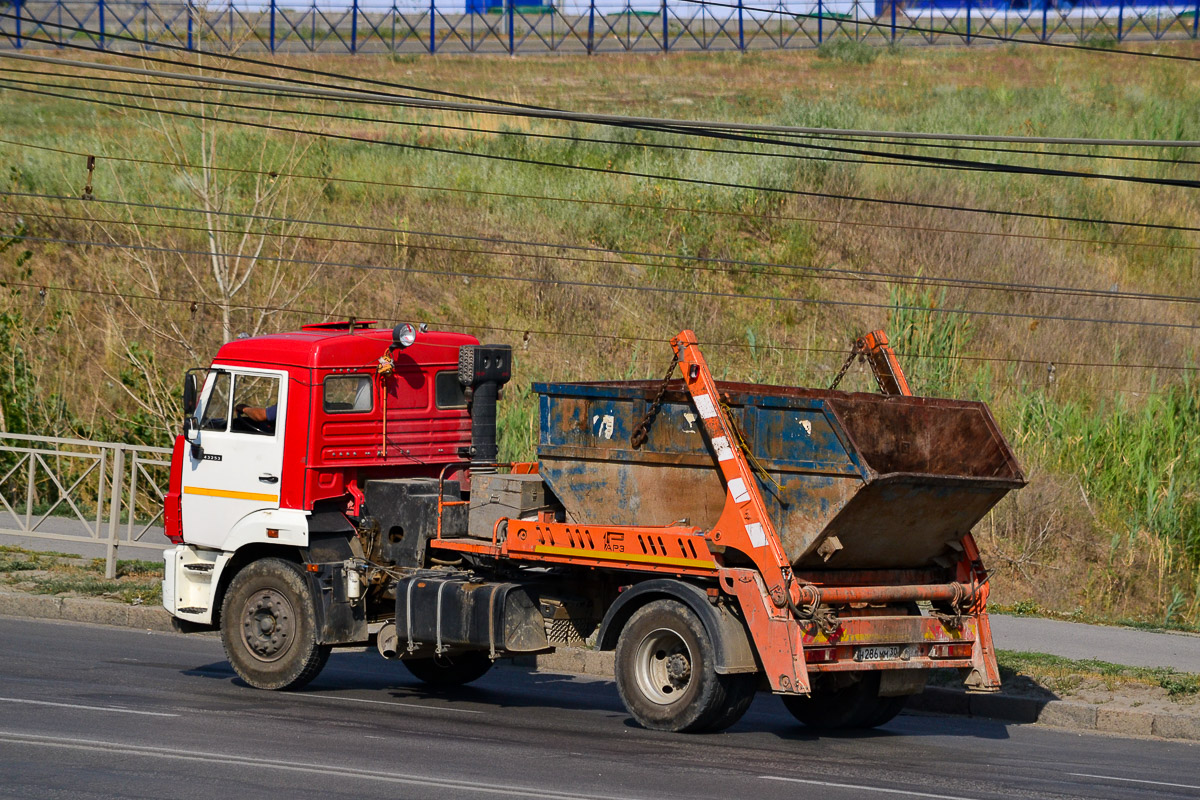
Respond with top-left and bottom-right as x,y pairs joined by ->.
828,338 -> 889,394
631,353 -> 681,449
828,340 -> 863,391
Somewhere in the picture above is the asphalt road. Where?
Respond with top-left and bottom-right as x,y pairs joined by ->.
1,617 -> 1197,800
8,529 -> 1200,672
990,615 -> 1200,672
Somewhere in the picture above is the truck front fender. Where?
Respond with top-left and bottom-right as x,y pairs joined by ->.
596,579 -> 758,674
223,507 -> 310,552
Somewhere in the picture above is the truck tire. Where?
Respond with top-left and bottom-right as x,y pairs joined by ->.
220,558 -> 331,691
402,652 -> 493,688
615,599 -> 756,733
780,673 -> 906,730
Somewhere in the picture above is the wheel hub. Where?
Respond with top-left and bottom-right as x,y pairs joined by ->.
241,588 -> 295,662
634,628 -> 694,706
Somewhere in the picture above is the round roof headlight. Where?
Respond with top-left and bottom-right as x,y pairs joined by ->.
394,322 -> 417,349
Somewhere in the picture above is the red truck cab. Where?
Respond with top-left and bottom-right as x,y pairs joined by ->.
164,322 -> 476,622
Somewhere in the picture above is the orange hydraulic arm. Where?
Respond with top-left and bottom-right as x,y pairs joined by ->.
830,330 -> 913,397
671,330 -> 811,694
859,330 -> 912,397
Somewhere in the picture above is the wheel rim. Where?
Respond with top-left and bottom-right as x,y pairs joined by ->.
240,588 -> 296,663
633,626 -> 693,706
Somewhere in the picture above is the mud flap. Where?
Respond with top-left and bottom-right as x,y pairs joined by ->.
879,670 -> 929,697
304,562 -> 368,646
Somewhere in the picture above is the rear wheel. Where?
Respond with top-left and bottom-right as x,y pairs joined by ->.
220,558 -> 330,691
402,652 -> 494,688
781,673 -> 906,730
615,599 -> 756,733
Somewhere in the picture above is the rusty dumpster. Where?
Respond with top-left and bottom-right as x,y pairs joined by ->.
533,380 -> 1025,570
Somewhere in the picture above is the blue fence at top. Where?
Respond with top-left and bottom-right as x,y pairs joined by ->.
1,0 -> 1196,54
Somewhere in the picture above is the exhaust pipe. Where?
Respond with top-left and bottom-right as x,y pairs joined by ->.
377,622 -> 398,659
458,345 -> 512,474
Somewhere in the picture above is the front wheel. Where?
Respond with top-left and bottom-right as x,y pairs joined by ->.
402,652 -> 494,688
615,599 -> 757,733
220,558 -> 330,691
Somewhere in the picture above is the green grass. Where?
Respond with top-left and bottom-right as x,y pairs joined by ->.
997,650 -> 1200,699
1,43 -> 1199,623
0,546 -> 162,605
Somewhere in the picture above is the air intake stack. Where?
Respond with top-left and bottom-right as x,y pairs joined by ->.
458,344 -> 512,474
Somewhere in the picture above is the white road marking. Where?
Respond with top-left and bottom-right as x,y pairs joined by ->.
1068,772 -> 1200,791
761,775 -> 974,800
301,693 -> 482,714
0,731 -> 643,800
0,696 -> 178,718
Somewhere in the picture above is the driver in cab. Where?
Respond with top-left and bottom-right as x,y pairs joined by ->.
234,403 -> 276,433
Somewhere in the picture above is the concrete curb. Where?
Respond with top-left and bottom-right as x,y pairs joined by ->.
0,591 -> 176,632
3,591 -> 1197,741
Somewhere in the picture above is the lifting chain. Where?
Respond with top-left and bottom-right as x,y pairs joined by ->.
631,352 -> 680,449
81,155 -> 95,201
827,340 -> 862,391
828,337 -> 887,394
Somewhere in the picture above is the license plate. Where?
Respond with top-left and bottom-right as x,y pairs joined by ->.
854,645 -> 901,662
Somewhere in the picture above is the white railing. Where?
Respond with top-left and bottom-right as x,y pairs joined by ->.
0,432 -> 173,578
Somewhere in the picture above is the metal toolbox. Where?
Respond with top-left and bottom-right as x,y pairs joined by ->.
468,473 -> 550,538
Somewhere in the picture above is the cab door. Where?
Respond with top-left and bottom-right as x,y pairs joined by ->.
180,369 -> 287,550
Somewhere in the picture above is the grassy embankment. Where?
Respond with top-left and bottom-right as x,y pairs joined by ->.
0,545 -> 161,604
0,41 -> 1197,624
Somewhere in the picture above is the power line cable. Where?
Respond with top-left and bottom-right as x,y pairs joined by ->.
8,229 -> 1200,332
2,75 -> 1198,240
0,72 -> 960,175
3,280 -> 1193,383
3,136 -> 1194,253
8,68 -> 1198,193
5,13 -> 1200,149
7,193 -> 1199,308
4,49 -> 1198,192
14,59 -> 1195,168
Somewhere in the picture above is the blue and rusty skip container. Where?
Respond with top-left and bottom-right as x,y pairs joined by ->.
533,380 -> 1025,570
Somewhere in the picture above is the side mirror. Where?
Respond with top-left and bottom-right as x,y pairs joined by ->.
183,416 -> 199,443
183,417 -> 203,460
183,374 -> 199,417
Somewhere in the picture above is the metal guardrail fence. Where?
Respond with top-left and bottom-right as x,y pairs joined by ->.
0,432 -> 172,578
1,0 -> 1196,55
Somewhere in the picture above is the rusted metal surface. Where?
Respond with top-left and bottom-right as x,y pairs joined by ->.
801,614 -> 977,648
800,582 -> 977,607
793,568 -> 945,586
534,373 -> 1025,570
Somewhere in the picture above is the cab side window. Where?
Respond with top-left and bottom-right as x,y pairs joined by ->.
230,375 -> 280,436
199,373 -> 232,431
324,375 -> 373,414
435,370 -> 467,409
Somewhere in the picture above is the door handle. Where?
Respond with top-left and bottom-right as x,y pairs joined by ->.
258,474 -> 279,484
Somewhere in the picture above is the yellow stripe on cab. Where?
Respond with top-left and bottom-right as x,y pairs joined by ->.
183,486 -> 279,503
